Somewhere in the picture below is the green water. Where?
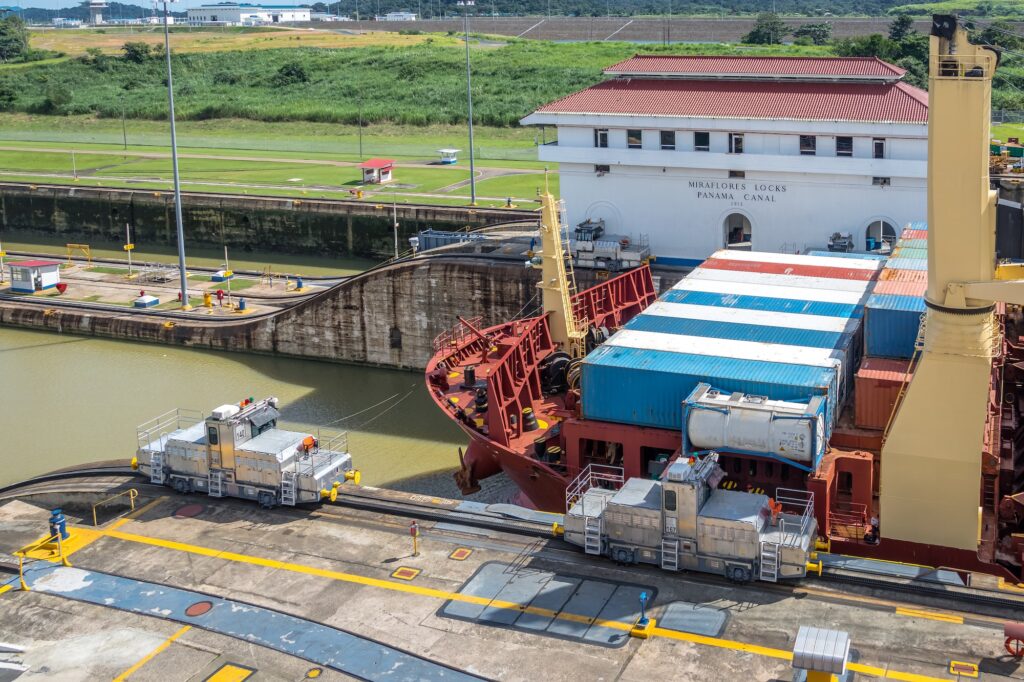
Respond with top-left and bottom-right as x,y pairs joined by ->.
0,326 -> 469,491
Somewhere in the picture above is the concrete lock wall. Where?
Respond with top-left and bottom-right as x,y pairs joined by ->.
0,183 -> 535,259
0,255 -> 548,369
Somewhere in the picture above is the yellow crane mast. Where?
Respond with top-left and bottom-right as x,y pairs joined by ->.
534,190 -> 588,358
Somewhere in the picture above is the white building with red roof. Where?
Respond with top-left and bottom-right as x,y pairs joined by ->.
521,55 -> 928,265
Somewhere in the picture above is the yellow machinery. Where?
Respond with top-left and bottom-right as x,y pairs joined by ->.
534,190 -> 588,358
881,17 -> 1011,551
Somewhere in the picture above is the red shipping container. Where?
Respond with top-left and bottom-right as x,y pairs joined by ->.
900,229 -> 928,240
873,280 -> 927,296
855,357 -> 914,430
879,268 -> 927,283
700,258 -> 878,281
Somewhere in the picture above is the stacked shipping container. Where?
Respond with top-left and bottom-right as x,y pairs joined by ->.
582,250 -> 882,433
854,223 -> 924,430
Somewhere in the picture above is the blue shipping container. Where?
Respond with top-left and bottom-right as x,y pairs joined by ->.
864,294 -> 926,358
582,345 -> 838,432
660,288 -> 863,319
625,314 -> 849,350
805,251 -> 889,261
891,247 -> 928,260
907,221 -> 928,231
885,257 -> 928,271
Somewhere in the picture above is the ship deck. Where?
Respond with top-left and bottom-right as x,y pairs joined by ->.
1,478 -> 1020,681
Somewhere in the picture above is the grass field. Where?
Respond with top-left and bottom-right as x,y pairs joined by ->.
993,123 -> 1024,140
29,26 -> 459,57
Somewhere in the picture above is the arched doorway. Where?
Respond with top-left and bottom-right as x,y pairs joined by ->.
865,219 -> 897,251
723,213 -> 752,250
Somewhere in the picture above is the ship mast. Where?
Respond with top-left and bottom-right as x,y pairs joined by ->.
880,15 -> 1010,551
534,189 -> 587,358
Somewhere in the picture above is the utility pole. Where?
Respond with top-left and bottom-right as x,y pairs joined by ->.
160,0 -> 190,310
357,91 -> 364,159
461,0 -> 476,205
121,100 -> 128,154
392,193 -> 399,258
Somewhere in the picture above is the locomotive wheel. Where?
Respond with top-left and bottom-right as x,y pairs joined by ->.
613,547 -> 633,565
729,566 -> 751,584
172,477 -> 189,494
1006,636 -> 1024,659
257,491 -> 275,509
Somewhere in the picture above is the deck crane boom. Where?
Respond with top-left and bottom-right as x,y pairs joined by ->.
533,189 -> 588,358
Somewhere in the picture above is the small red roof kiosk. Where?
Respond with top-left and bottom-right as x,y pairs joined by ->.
358,158 -> 395,184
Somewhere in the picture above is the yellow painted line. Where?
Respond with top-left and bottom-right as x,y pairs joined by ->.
998,577 -> 1024,593
205,663 -> 255,681
125,496 -> 168,520
0,584 -> 13,598
95,527 -> 953,681
112,624 -> 191,681
895,607 -> 964,624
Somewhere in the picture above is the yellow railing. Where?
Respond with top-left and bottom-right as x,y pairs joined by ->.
931,52 -> 997,80
92,488 -> 138,527
15,533 -> 72,591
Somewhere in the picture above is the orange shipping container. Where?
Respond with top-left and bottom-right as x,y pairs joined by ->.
873,280 -> 927,297
855,357 -> 914,430
879,268 -> 927,283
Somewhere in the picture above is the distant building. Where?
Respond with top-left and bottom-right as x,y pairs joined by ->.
7,260 -> 61,294
141,15 -> 174,24
521,55 -> 929,265
51,17 -> 83,27
379,11 -> 417,20
310,12 -> 350,21
88,0 -> 107,25
187,3 -> 311,25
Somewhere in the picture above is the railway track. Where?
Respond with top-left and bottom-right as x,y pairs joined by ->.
4,464 -> 1024,618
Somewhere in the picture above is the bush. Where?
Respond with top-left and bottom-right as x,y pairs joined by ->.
743,12 -> 787,45
122,42 -> 153,63
271,61 -> 309,86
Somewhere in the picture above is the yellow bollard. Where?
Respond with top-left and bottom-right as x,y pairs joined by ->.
203,292 -> 212,308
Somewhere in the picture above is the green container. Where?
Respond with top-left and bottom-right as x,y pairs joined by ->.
892,247 -> 928,260
992,143 -> 1005,155
899,238 -> 927,249
1009,145 -> 1024,158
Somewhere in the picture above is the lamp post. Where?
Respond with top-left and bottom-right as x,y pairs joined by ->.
158,0 -> 190,310
459,0 -> 477,205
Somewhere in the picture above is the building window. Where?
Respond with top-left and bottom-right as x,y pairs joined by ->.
664,489 -> 676,512
836,136 -> 854,157
594,164 -> 610,175
594,128 -> 608,148
694,131 -> 710,152
799,135 -> 816,156
660,131 -> 675,150
728,170 -> 745,179
873,138 -> 886,159
627,129 -> 642,149
729,133 -> 744,154
872,176 -> 891,186
866,220 -> 898,249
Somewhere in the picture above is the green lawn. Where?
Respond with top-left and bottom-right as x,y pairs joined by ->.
993,123 -> 1024,141
0,231 -> 378,277
454,172 -> 557,200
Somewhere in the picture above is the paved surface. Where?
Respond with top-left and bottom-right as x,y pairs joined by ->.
1,489 -> 1023,681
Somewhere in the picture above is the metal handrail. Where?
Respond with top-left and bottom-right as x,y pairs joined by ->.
92,488 -> 138,527
136,408 -> 204,449
931,52 -> 997,79
15,532 -> 72,590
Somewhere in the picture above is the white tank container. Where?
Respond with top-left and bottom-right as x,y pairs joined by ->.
684,383 -> 827,465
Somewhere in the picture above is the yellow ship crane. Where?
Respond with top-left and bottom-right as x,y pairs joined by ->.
533,189 -> 588,358
880,16 -> 1015,552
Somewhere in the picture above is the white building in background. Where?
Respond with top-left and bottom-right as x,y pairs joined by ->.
379,11 -> 417,20
187,3 -> 310,25
521,55 -> 929,266
88,0 -> 106,25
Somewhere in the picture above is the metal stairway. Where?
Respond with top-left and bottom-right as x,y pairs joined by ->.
660,537 -> 679,571
583,516 -> 602,555
281,472 -> 297,506
208,470 -> 225,498
149,452 -> 164,485
759,541 -> 780,582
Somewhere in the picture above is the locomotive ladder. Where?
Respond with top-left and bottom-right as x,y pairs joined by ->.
660,537 -> 679,571
280,472 -> 297,507
583,516 -> 603,555
149,451 -> 165,485
759,541 -> 780,583
208,470 -> 225,498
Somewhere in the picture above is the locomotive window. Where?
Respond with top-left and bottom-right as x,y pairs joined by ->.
207,427 -> 219,445
733,459 -> 742,474
665,490 -> 677,511
764,462 -> 774,478
748,461 -> 757,477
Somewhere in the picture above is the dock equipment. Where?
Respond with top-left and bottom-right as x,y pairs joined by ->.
792,626 -> 851,682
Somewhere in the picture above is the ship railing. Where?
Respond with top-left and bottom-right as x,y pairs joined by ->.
432,316 -> 484,354
828,501 -> 868,542
774,488 -> 815,546
932,52 -> 997,80
565,463 -> 624,513
136,408 -> 205,450
293,427 -> 349,477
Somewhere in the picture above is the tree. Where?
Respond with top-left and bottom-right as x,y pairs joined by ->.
0,80 -> 16,110
121,42 -> 152,63
792,22 -> 832,45
833,33 -> 899,61
974,21 -> 1024,50
0,15 -> 29,63
742,12 -> 788,45
888,14 -> 914,42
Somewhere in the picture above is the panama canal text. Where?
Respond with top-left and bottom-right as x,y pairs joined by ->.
689,180 -> 787,203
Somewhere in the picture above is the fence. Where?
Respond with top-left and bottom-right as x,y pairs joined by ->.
994,110 -> 1024,125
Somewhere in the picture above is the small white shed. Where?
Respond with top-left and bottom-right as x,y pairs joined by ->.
7,260 -> 61,293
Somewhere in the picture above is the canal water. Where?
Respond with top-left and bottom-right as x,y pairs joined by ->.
0,327 -> 503,498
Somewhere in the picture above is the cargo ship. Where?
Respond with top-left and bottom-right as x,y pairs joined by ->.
425,16 -> 1024,580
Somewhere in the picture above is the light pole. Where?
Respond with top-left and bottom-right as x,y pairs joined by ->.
159,0 -> 190,310
460,0 -> 476,205
357,90 -> 363,159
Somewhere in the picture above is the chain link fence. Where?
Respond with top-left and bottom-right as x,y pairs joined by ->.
994,110 -> 1024,125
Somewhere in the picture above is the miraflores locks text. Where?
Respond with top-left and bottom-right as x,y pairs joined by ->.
689,180 -> 788,203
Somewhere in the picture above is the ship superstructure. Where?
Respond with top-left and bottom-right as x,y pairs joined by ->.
425,15 -> 1024,581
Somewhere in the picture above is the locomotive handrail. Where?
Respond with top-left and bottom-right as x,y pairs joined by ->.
136,408 -> 205,449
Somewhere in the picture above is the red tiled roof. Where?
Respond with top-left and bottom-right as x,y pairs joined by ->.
604,55 -> 906,79
358,158 -> 395,169
534,79 -> 929,123
7,260 -> 61,268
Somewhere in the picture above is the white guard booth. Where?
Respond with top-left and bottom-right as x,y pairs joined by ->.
7,260 -> 61,293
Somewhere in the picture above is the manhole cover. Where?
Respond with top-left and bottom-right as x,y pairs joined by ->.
174,504 -> 205,519
185,601 -> 213,617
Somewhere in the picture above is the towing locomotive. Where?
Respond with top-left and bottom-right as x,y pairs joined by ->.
134,397 -> 359,507
563,453 -> 821,583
